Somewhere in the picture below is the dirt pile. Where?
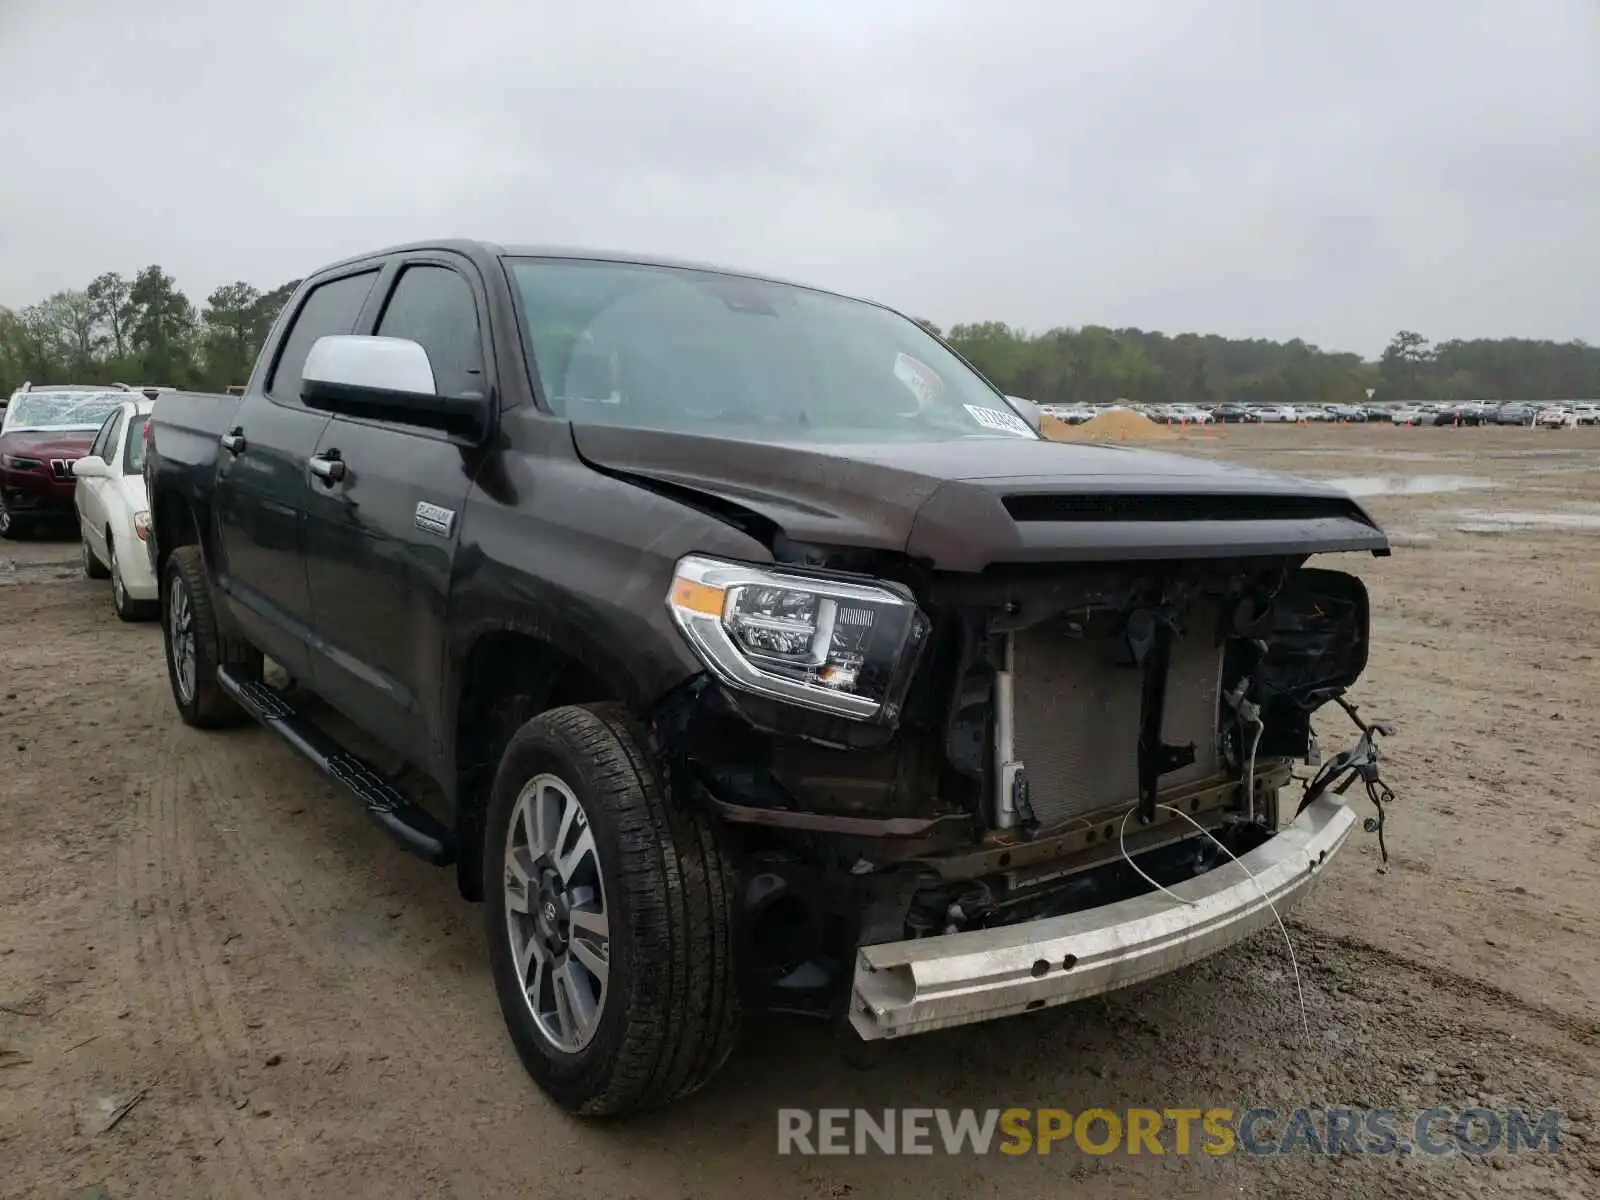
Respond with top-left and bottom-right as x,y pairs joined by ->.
1043,406 -> 1176,442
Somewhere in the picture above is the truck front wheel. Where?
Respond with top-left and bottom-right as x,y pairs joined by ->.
484,703 -> 741,1116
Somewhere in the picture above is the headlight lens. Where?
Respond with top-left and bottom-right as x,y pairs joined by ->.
133,510 -> 151,541
1,453 -> 43,470
667,554 -> 928,721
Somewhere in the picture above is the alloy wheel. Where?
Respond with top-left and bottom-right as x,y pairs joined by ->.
503,773 -> 610,1053
169,579 -> 196,704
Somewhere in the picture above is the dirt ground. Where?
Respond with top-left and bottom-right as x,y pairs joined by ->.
2,423 -> 1598,1199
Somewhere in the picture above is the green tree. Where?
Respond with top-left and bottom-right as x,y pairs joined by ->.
1377,330 -> 1434,401
14,302 -> 67,380
127,265 -> 197,384
248,279 -> 301,344
42,289 -> 102,375
86,272 -> 133,362
201,281 -> 268,389
0,307 -> 29,393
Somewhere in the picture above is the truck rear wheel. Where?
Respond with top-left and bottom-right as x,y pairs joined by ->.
483,703 -> 741,1116
161,546 -> 262,728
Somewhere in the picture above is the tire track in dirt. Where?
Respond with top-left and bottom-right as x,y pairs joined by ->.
1293,923 -> 1600,1050
107,751 -> 213,1200
173,722 -> 537,1187
125,730 -> 277,1200
178,721 -> 483,1075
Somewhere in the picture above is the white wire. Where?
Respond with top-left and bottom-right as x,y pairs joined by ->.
1117,800 -> 1312,1044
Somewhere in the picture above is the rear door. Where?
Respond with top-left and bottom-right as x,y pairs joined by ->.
302,255 -> 487,764
212,267 -> 381,678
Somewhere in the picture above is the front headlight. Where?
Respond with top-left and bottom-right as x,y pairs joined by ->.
666,554 -> 929,722
1,453 -> 43,471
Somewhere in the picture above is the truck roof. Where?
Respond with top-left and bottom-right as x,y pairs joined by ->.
311,239 -> 826,296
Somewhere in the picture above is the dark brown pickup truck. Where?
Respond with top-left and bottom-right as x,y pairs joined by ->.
144,240 -> 1396,1115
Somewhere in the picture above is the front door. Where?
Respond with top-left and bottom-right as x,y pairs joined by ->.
212,267 -> 381,678
303,259 -> 486,765
76,407 -> 122,561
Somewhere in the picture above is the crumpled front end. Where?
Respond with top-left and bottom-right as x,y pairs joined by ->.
653,524 -> 1394,1026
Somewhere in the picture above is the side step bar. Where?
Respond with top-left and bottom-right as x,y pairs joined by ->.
216,666 -> 455,866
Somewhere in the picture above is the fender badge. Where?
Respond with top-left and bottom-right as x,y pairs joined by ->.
414,501 -> 456,538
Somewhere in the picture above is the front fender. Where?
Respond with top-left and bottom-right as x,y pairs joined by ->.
442,445 -> 773,730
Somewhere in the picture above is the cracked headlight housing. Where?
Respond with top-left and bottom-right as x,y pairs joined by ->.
666,554 -> 929,722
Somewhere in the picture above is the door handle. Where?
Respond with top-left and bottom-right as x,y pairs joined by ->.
220,430 -> 246,454
308,453 -> 346,484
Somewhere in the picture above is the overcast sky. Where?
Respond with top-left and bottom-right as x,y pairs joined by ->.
1,0 -> 1595,355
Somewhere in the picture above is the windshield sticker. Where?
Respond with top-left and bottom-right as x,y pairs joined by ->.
894,353 -> 944,410
964,403 -> 1035,437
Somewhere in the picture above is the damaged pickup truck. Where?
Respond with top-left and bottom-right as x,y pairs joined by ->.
143,241 -> 1396,1116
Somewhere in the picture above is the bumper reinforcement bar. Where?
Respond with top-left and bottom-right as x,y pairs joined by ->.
849,794 -> 1356,1040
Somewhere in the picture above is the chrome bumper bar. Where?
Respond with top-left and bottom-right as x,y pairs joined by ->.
849,794 -> 1357,1040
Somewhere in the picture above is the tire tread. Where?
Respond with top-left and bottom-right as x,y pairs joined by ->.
163,545 -> 261,728
488,702 -> 740,1115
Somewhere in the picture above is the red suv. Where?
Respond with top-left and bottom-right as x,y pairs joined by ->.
1,384 -> 131,539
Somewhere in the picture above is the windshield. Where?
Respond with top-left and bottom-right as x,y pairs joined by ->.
507,259 -> 1037,443
1,391 -> 124,435
124,415 -> 149,474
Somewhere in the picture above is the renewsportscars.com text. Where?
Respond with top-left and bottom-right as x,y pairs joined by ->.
776,1106 -> 1564,1157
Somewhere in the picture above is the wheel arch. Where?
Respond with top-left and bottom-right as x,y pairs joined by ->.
448,621 -> 649,901
150,485 -> 205,584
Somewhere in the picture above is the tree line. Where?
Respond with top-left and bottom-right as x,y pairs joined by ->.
923,322 -> 1600,408
0,268 -> 300,397
3,265 -> 1596,407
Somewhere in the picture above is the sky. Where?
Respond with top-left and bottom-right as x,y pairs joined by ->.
0,0 -> 1595,357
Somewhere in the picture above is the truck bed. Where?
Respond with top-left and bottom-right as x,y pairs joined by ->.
145,390 -> 242,516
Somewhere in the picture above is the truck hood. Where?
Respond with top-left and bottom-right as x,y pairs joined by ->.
569,424 -> 1390,571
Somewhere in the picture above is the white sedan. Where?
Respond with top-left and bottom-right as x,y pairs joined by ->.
1536,407 -> 1578,429
72,395 -> 158,620
1256,405 -> 1300,423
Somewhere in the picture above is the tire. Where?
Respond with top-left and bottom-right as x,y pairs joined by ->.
161,545 -> 262,728
110,537 -> 158,622
80,528 -> 110,579
0,498 -> 25,541
484,702 -> 740,1116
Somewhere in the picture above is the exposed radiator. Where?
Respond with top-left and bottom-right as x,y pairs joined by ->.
1010,606 -> 1224,829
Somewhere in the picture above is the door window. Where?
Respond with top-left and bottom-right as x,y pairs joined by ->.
124,415 -> 150,474
102,410 -> 127,467
266,270 -> 381,404
375,266 -> 485,400
88,409 -> 119,459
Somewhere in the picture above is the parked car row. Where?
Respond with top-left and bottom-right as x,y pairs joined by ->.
0,382 -> 163,620
1389,400 -> 1596,427
1020,397 -> 1599,428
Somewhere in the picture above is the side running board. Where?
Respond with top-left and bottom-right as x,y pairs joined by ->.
216,666 -> 455,866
